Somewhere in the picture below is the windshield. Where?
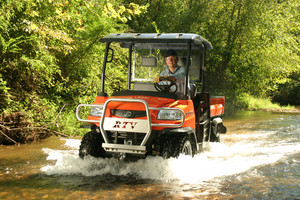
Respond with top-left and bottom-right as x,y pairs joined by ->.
131,43 -> 203,90
102,42 -> 204,96
132,47 -> 163,82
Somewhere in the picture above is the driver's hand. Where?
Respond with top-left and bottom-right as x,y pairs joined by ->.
154,76 -> 160,83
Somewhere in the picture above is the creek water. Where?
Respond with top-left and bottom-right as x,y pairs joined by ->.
0,111 -> 299,199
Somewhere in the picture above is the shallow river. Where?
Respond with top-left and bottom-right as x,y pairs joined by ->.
0,111 -> 299,199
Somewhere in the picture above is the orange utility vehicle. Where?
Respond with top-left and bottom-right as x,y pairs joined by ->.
76,33 -> 226,159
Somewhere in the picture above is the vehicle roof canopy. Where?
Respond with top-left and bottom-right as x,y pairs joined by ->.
100,33 -> 213,50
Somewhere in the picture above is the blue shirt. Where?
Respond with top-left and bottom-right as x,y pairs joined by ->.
159,66 -> 186,95
160,66 -> 185,80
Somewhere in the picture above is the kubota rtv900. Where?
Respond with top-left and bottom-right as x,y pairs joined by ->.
76,33 -> 226,160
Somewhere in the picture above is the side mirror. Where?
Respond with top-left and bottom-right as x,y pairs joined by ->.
142,56 -> 157,67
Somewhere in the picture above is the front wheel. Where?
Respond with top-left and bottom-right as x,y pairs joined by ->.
79,131 -> 106,159
159,134 -> 196,158
177,135 -> 196,157
159,135 -> 175,159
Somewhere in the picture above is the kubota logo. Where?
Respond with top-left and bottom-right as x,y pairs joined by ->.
113,121 -> 138,129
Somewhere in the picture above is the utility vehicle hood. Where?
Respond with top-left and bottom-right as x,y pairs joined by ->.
110,90 -> 177,108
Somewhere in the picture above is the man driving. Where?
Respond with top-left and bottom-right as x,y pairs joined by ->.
154,49 -> 186,95
160,49 -> 185,79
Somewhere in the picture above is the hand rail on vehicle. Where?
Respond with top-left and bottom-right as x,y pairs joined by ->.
99,98 -> 152,145
76,103 -> 185,128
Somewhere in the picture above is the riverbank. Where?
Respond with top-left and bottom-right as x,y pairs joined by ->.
0,112 -> 67,145
236,94 -> 298,111
245,107 -> 300,113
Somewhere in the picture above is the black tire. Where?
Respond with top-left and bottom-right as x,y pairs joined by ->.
79,131 -> 106,159
176,135 -> 196,157
210,125 -> 220,142
159,135 -> 175,159
160,135 -> 196,158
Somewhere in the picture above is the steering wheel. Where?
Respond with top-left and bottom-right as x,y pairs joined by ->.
154,76 -> 178,93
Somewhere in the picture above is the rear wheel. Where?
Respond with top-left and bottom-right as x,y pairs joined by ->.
79,131 -> 106,159
210,131 -> 220,142
210,124 -> 221,142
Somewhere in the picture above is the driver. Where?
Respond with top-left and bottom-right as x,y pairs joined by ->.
160,49 -> 185,79
154,49 -> 185,95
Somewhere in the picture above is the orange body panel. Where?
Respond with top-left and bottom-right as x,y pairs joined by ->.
210,97 -> 225,117
87,95 -> 196,130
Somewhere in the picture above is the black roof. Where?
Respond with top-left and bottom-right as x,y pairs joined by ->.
100,33 -> 212,50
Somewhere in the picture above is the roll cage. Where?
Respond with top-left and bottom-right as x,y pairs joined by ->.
99,33 -> 212,98
77,33 -> 227,160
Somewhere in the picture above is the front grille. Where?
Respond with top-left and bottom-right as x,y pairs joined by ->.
106,131 -> 146,145
111,109 -> 146,118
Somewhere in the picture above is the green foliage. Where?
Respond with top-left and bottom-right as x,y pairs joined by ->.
125,0 -> 299,103
237,93 -> 294,110
0,0 -> 146,135
272,71 -> 300,106
0,0 -> 298,136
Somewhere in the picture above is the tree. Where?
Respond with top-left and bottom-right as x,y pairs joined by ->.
125,0 -> 299,106
0,0 -> 147,134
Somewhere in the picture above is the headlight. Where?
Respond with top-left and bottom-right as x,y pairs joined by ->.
89,106 -> 103,117
157,110 -> 183,120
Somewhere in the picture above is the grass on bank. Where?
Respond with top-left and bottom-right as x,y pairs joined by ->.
237,93 -> 295,111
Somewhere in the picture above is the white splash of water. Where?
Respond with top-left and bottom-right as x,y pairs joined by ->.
61,138 -> 81,149
41,135 -> 300,184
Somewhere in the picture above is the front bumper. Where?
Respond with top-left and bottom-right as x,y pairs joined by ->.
76,98 -> 185,155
